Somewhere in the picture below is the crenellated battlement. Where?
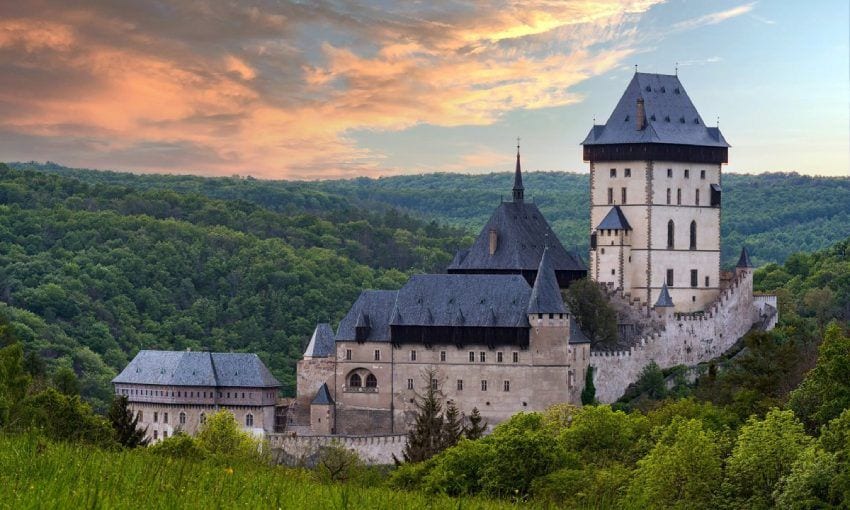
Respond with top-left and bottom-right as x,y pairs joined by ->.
269,433 -> 407,466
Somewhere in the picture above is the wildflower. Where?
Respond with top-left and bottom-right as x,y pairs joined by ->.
225,467 -> 234,475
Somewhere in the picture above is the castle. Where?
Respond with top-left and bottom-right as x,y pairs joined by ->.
292,72 -> 778,436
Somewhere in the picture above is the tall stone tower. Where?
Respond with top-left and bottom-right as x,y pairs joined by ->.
582,73 -> 729,313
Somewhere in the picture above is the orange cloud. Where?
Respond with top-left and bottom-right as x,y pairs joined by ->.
0,1 -> 667,179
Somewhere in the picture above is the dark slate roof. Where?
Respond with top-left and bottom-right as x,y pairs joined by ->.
447,200 -> 586,272
304,323 -> 335,357
112,350 -> 281,388
582,73 -> 729,147
449,248 -> 469,267
392,274 -> 532,328
312,383 -> 334,405
569,316 -> 591,344
336,290 -> 398,342
736,246 -> 754,268
654,283 -> 674,308
528,248 -> 567,314
597,206 -> 632,230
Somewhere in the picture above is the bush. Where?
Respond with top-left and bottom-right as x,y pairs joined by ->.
314,443 -> 365,484
422,439 -> 493,496
559,405 -> 649,466
195,410 -> 268,463
531,464 -> 631,508
149,432 -> 205,460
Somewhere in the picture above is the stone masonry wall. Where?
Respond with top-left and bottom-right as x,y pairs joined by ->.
591,269 -> 772,403
269,433 -> 407,466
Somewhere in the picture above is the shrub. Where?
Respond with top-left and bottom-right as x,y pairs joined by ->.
149,432 -> 205,460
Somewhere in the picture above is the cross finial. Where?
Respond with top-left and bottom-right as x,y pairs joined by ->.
516,136 -> 521,154
593,115 -> 596,124
716,116 -> 720,128
675,62 -> 678,75
634,64 -> 638,74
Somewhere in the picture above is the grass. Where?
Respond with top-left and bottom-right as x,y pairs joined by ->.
0,433 -> 533,510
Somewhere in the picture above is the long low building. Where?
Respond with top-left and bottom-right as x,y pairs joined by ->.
112,350 -> 281,442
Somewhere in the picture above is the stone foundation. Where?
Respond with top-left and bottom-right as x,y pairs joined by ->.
270,434 -> 407,466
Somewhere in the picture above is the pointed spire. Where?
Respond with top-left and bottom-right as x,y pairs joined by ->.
304,323 -> 335,358
512,138 -> 524,202
528,247 -> 566,314
312,383 -> 334,405
654,282 -> 674,308
736,246 -> 754,268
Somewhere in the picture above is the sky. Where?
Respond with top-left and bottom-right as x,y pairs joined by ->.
0,0 -> 847,179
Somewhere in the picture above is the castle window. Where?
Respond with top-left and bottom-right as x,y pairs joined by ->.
667,168 -> 673,178
241,393 -> 245,399
179,412 -> 186,425
607,188 -> 613,204
700,170 -> 706,179
691,270 -> 698,288
625,168 -> 631,177
163,431 -> 168,439
246,414 -> 254,427
690,221 -> 697,250
469,352 -> 475,362
410,350 -> 417,361
677,189 -> 682,205
480,352 -> 486,363
549,313 -> 554,319
163,412 -> 168,424
200,413 -> 206,424
503,380 -> 510,392
666,188 -> 671,205
695,189 -> 700,206
705,276 -> 710,287
154,430 -> 158,440
513,352 -> 519,363
611,269 -> 615,275
667,220 -> 675,249
497,352 -> 503,363
684,169 -> 690,179
366,374 -> 378,388
374,349 -> 381,361
667,269 -> 674,287
610,168 -> 616,177
349,373 -> 362,388
440,351 -> 446,362
481,380 -> 488,391
137,410 -> 143,422
407,379 -> 414,390
345,349 -> 352,361
430,378 -> 438,391
457,380 -> 463,391
601,248 -> 605,254
621,187 -> 627,204
227,392 -> 230,398
154,412 -> 158,423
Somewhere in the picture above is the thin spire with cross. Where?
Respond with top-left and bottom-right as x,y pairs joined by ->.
675,62 -> 678,75
634,64 -> 638,74
512,137 -> 524,202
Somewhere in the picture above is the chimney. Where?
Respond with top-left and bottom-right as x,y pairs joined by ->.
636,98 -> 646,130
489,228 -> 498,256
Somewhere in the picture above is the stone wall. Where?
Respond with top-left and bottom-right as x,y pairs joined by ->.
269,433 -> 407,466
591,269 -> 773,403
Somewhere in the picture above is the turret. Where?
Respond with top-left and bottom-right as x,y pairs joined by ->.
654,282 -> 675,321
735,246 -> 754,278
310,383 -> 335,435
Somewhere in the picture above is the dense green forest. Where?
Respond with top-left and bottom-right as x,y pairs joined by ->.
12,161 -> 850,267
0,163 -> 469,409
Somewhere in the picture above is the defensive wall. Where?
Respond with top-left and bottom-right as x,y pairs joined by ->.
591,270 -> 777,403
269,433 -> 407,466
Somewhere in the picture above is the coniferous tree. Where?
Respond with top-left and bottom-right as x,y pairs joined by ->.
464,407 -> 487,440
401,368 -> 445,463
107,395 -> 149,448
441,399 -> 463,449
581,365 -> 596,405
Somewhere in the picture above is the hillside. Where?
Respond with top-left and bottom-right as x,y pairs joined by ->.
0,164 -> 469,409
13,162 -> 850,267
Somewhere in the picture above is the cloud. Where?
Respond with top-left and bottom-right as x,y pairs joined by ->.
0,0 -> 674,179
672,2 -> 756,32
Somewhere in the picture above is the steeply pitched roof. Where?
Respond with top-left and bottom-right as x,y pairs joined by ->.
112,350 -> 281,388
392,274 -> 532,329
736,246 -> 754,268
528,248 -> 567,314
582,73 -> 729,148
304,323 -> 335,358
447,200 -> 586,273
312,383 -> 334,405
654,283 -> 674,308
597,206 -> 632,230
512,148 -> 524,201
335,290 -> 398,342
569,316 -> 591,344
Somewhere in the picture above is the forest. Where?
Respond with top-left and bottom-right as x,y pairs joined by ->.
13,161 -> 850,267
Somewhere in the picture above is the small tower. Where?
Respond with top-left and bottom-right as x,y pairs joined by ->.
512,140 -> 524,202
528,247 -> 570,365
735,246 -> 754,278
653,282 -> 675,322
592,205 -> 632,291
310,383 -> 335,435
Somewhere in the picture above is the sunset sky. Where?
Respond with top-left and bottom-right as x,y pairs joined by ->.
1,1 -> 847,179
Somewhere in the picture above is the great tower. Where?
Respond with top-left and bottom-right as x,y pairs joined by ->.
582,72 -> 728,313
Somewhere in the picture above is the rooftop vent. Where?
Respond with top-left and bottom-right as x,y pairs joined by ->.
624,115 -> 629,122
660,86 -> 666,93
665,116 -> 670,122
694,118 -> 700,124
680,117 -> 686,123
674,88 -> 680,94
650,114 -> 656,121
645,85 -> 651,92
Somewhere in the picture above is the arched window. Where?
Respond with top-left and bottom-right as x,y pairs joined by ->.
690,221 -> 697,250
349,373 -> 362,388
245,414 -> 254,427
667,220 -> 675,249
365,374 -> 377,388
179,412 -> 186,425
